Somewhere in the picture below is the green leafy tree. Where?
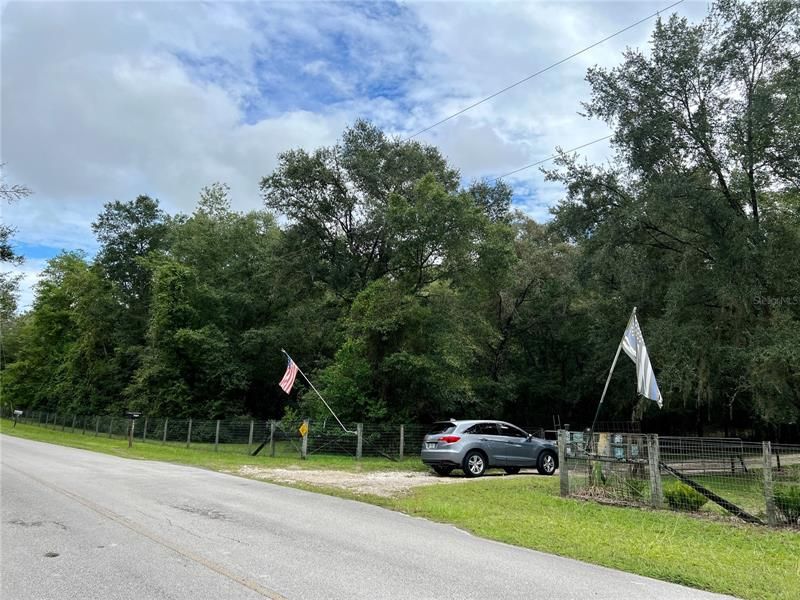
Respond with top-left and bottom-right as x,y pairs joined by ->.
549,0 -> 800,431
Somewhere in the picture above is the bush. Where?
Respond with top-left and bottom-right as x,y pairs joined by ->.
664,482 -> 708,511
773,484 -> 800,524
623,477 -> 648,500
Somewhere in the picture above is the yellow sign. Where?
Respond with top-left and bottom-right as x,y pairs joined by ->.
298,422 -> 308,437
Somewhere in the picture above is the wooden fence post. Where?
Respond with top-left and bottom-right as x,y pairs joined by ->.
763,441 -> 777,526
142,417 -> 148,442
269,421 -> 276,457
248,420 -> 254,454
558,430 -> 569,497
300,419 -> 309,459
95,416 -> 100,437
647,434 -> 664,508
399,424 -> 405,461
71,415 -> 76,433
356,423 -> 363,460
214,419 -> 220,452
186,418 -> 192,448
108,417 -> 114,438
163,418 -> 169,444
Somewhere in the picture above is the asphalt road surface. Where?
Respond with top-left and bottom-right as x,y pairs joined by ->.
1,435 -> 737,600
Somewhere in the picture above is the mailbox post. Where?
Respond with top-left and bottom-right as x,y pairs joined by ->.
125,411 -> 142,448
13,409 -> 23,428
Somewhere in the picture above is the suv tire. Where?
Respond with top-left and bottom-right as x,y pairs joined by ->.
463,450 -> 487,478
537,451 -> 557,476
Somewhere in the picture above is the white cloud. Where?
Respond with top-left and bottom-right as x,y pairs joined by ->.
1,0 -> 711,311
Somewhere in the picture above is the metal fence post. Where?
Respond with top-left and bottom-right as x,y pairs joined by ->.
356,423 -> 363,460
214,419 -> 220,452
269,421 -> 276,457
399,424 -> 405,460
186,418 -> 192,448
763,441 -> 777,526
95,416 -> 100,437
142,417 -> 148,442
647,434 -> 664,508
163,418 -> 169,444
300,419 -> 309,460
558,430 -> 569,497
108,417 -> 114,438
247,420 -> 254,454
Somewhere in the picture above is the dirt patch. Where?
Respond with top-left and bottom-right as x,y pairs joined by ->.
234,466 -> 471,497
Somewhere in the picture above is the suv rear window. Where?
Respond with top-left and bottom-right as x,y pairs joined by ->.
427,422 -> 456,435
465,423 -> 499,435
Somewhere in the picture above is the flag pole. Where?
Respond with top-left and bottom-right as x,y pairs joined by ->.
281,349 -> 356,435
586,307 -> 636,451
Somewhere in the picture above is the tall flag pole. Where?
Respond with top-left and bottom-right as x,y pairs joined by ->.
587,307 -> 663,449
278,349 -> 356,435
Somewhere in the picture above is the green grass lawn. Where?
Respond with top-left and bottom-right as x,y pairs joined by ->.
3,419 -> 798,600
0,419 -> 426,472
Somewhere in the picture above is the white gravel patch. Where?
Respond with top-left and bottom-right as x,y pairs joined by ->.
234,466 -> 471,497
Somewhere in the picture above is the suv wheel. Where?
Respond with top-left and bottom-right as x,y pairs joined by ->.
432,465 -> 454,477
463,450 -> 487,478
537,451 -> 557,476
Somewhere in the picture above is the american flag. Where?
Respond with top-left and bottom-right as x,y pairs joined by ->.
621,314 -> 663,408
279,358 -> 299,394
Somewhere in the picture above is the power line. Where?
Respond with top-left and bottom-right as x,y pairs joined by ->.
405,0 -> 685,140
490,80 -> 744,181
490,134 -> 613,182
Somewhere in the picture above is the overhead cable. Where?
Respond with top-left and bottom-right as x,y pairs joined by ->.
405,0 -> 685,140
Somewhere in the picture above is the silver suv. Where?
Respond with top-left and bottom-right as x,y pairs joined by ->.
421,420 -> 558,477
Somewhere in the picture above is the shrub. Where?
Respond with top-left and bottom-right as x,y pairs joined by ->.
664,482 -> 708,511
773,484 -> 800,524
623,477 -> 648,500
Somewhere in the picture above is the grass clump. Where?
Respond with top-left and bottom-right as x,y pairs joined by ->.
774,483 -> 800,524
664,482 -> 709,511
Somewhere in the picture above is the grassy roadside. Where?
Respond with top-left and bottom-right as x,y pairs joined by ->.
0,419 -> 426,472
3,420 -> 798,600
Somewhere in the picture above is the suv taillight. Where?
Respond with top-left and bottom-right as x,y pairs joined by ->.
439,435 -> 461,444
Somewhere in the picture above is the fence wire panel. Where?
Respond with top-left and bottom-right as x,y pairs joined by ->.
248,421 -> 270,455
362,424 -> 409,459
164,419 -> 191,444
771,443 -> 800,526
307,422 -> 357,456
659,437 -> 766,520
271,420 -> 303,458
402,424 -> 428,456
565,433 -> 654,505
215,420 -> 254,454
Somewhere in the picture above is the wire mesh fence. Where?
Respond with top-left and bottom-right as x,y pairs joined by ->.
3,409 -> 431,461
559,431 -> 800,528
771,443 -> 800,526
562,432 -> 656,505
6,407 -> 797,527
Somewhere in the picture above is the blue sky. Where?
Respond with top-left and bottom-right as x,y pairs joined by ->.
1,0 -> 710,310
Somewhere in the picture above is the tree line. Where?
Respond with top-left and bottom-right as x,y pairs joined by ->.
2,0 -> 798,439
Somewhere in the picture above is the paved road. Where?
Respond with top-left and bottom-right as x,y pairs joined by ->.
1,435 -> 736,600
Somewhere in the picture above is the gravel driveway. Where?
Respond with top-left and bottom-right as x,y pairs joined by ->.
233,466 -> 541,496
